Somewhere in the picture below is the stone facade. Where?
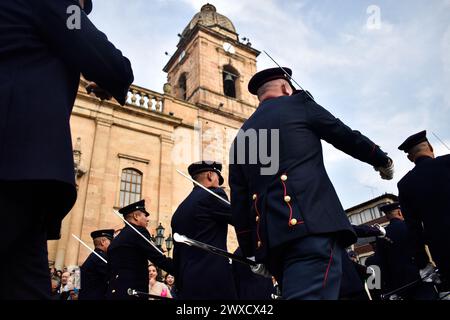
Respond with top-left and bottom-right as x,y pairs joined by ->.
48,4 -> 260,269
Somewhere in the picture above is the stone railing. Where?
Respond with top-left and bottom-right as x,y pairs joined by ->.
126,85 -> 164,113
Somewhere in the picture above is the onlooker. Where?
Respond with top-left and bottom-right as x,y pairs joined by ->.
164,274 -> 177,298
60,272 -> 71,300
148,265 -> 172,299
50,278 -> 61,300
56,270 -> 63,279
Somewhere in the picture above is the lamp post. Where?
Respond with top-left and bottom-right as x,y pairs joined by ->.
155,223 -> 165,250
165,234 -> 173,257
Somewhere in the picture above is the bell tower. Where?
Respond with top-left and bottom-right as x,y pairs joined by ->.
163,3 -> 260,113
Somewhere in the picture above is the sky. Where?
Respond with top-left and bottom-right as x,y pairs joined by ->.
88,0 -> 450,209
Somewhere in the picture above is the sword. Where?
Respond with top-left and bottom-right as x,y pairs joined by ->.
72,234 -> 108,264
432,132 -> 450,151
381,268 -> 438,300
173,233 -> 257,267
127,288 -> 172,300
263,50 -> 315,101
176,169 -> 231,206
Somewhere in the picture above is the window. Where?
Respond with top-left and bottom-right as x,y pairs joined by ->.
223,65 -> 239,98
178,73 -> 187,100
350,213 -> 362,225
119,168 -> 143,207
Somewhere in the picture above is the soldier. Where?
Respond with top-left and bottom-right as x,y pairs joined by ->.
377,202 -> 437,299
229,67 -> 394,300
397,131 -> 450,291
171,161 -> 237,300
78,229 -> 114,300
106,200 -> 174,300
0,0 -> 133,299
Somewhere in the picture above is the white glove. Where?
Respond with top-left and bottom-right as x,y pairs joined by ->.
373,224 -> 386,238
248,257 -> 272,278
374,158 -> 394,180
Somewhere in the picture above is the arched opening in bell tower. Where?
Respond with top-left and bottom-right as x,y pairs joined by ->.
222,65 -> 239,99
178,73 -> 187,100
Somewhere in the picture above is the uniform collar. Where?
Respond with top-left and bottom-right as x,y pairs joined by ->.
95,247 -> 106,254
415,156 -> 432,165
193,185 -> 217,191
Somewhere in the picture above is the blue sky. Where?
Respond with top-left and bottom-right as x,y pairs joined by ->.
88,0 -> 450,209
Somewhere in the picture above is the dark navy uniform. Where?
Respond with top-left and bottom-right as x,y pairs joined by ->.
340,225 -> 382,300
171,162 -> 237,300
106,201 -> 174,300
79,248 -> 109,300
0,0 -> 133,299
79,229 -> 114,300
232,248 -> 274,300
230,67 -> 392,300
377,218 -> 422,295
398,131 -> 450,289
376,202 -> 436,299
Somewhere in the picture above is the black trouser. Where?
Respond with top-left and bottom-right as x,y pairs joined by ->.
267,234 -> 344,300
0,181 -> 56,300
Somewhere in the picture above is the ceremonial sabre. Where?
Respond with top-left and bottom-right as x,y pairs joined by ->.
381,268 -> 438,300
263,50 -> 315,101
432,132 -> 450,151
176,169 -> 231,205
113,210 -> 164,255
173,233 -> 257,267
127,288 -> 172,300
72,234 -> 108,264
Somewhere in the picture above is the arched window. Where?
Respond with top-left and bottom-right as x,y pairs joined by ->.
119,168 -> 143,207
178,73 -> 187,100
223,65 -> 239,98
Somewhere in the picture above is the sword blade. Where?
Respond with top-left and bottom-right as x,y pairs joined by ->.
263,50 -> 315,101
72,234 -> 108,264
173,233 -> 257,266
176,169 -> 231,206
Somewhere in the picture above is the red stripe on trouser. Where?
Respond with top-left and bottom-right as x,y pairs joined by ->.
322,243 -> 335,288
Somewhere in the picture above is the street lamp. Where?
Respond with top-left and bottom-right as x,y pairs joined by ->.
155,223 -> 165,249
165,234 -> 173,256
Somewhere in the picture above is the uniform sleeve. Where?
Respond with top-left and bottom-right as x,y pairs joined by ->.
31,0 -> 134,105
352,224 -> 382,238
134,226 -> 175,274
398,185 -> 430,268
306,102 -> 390,168
198,188 -> 233,224
229,155 -> 254,257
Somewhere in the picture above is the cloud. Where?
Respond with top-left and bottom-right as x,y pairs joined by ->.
86,0 -> 449,208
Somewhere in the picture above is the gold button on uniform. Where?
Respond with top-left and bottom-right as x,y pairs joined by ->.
112,290 -> 116,293
252,194 -> 257,200
290,218 -> 298,226
257,241 -> 262,248
256,216 -> 260,222
116,275 -> 119,279
284,195 -> 291,203
281,175 -> 288,181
